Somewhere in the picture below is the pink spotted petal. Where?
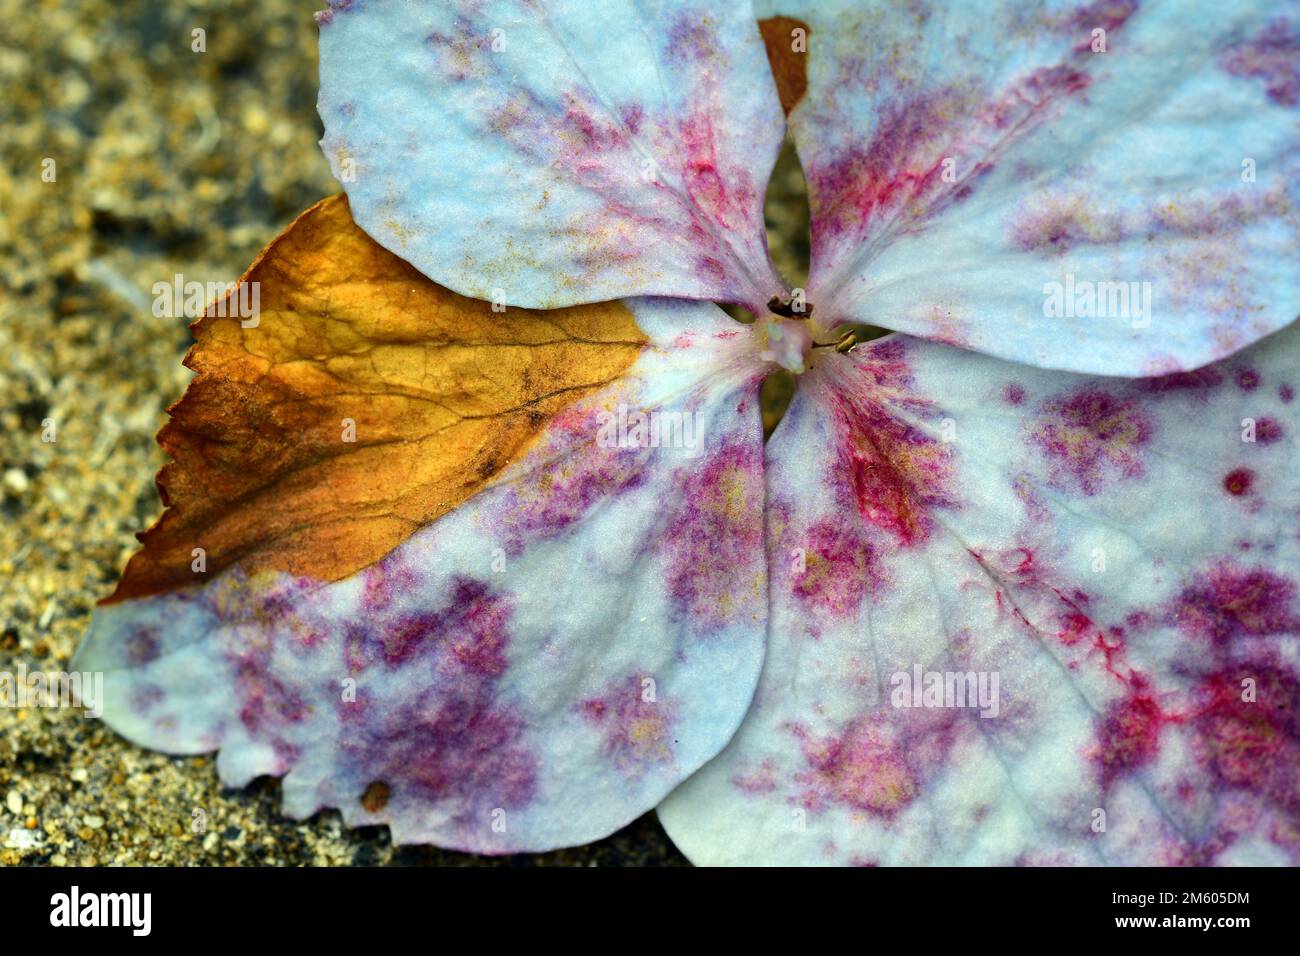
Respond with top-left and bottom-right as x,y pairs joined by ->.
318,0 -> 787,314
659,321 -> 1300,865
765,0 -> 1300,374
74,300 -> 771,854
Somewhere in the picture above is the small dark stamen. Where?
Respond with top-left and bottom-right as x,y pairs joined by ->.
767,294 -> 813,319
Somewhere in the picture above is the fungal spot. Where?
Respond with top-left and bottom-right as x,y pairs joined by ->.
1192,666 -> 1300,809
578,673 -> 678,777
1011,194 -> 1122,254
1220,18 -> 1300,108
124,629 -> 161,666
793,720 -> 918,818
1067,0 -> 1139,37
1031,387 -> 1152,495
1169,563 -> 1298,643
791,519 -> 885,618
1093,682 -> 1165,789
500,404 -> 649,544
1255,416 -> 1285,444
791,711 -> 956,819
662,439 -> 764,632
1223,468 -> 1254,496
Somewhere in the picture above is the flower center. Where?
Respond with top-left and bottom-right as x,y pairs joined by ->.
756,312 -> 813,373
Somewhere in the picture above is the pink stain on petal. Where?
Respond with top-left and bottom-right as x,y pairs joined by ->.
791,710 -> 956,819
662,437 -> 764,633
812,61 -> 1093,265
428,14 -> 775,311
810,87 -> 972,247
793,719 -> 917,818
791,518 -> 886,619
822,340 -> 958,546
1169,563 -> 1299,643
981,65 -> 1091,131
225,628 -> 308,769
1221,19 -> 1300,108
1062,0 -> 1140,52
731,758 -> 779,795
499,404 -> 648,549
1057,610 -> 1095,647
343,686 -> 537,820
1090,678 -> 1168,789
1069,0 -> 1139,33
338,578 -> 538,828
674,106 -> 765,289
363,577 -> 510,670
1135,366 -> 1224,394
579,673 -> 678,778
1031,387 -> 1153,495
1012,188 -> 1286,262
360,551 -> 420,612
1191,666 -> 1300,811
1010,195 -> 1123,254
1235,368 -> 1261,392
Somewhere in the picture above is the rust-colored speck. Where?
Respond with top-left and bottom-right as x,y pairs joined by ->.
361,780 -> 390,814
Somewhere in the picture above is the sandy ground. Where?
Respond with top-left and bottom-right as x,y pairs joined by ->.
0,0 -> 808,865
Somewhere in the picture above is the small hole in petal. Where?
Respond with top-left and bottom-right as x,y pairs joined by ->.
721,303 -> 757,324
761,368 -> 797,440
764,135 -> 811,290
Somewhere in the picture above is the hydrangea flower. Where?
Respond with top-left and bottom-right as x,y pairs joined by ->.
76,0 -> 1300,865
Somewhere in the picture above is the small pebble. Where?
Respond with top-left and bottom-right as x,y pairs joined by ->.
82,813 -> 105,829
3,469 -> 29,495
5,791 -> 22,816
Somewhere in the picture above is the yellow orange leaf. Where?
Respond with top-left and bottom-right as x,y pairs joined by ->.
106,194 -> 646,604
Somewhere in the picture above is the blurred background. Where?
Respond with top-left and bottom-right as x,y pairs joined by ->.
0,0 -> 754,866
